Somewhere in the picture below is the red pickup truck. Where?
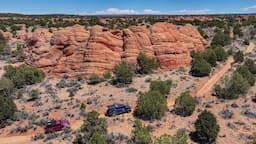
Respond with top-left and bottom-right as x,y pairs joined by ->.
45,119 -> 70,133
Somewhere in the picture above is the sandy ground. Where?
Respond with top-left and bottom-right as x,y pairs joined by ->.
0,42 -> 255,144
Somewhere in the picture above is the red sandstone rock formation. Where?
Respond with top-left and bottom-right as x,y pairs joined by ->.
25,22 -> 207,78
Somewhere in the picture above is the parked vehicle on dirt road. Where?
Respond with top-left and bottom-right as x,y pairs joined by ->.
45,119 -> 70,133
105,104 -> 131,116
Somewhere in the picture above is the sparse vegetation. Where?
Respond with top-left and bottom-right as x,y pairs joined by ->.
4,65 -> 45,88
234,50 -> 244,63
192,110 -> 220,144
113,61 -> 134,86
174,92 -> 196,117
155,129 -> 188,144
131,119 -> 152,144
137,52 -> 159,74
0,32 -> 10,56
134,90 -> 167,120
191,57 -> 211,77
149,79 -> 172,95
0,77 -> 14,96
201,48 -> 217,67
211,31 -> 231,47
0,95 -> 16,128
88,73 -> 104,85
103,71 -> 112,80
215,72 -> 250,99
213,46 -> 228,61
73,111 -> 108,144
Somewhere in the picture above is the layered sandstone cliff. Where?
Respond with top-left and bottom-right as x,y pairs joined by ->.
25,22 -> 207,78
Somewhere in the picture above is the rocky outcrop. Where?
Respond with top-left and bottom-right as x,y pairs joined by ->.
25,22 -> 207,78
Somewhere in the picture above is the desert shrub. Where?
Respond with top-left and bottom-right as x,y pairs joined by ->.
137,52 -> 159,74
0,32 -> 10,56
4,65 -> 45,88
103,71 -> 112,80
234,50 -> 244,63
235,65 -> 255,86
233,25 -> 243,37
149,80 -> 172,95
134,91 -> 167,120
0,95 -> 17,128
56,79 -> 66,89
191,58 -> 211,77
213,46 -> 228,61
244,59 -> 256,74
243,39 -> 250,45
73,111 -> 108,144
215,72 -> 250,99
0,77 -> 14,96
154,129 -> 188,144
201,49 -> 217,66
80,103 -> 86,110
197,27 -> 208,39
27,89 -> 40,101
227,48 -> 234,55
131,119 -> 152,144
193,110 -> 220,144
174,92 -> 196,117
11,44 -> 26,62
211,31 -> 231,46
113,61 -> 134,86
87,73 -> 104,85
252,132 -> 256,144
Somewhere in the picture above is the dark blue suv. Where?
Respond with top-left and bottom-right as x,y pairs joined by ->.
105,104 -> 131,116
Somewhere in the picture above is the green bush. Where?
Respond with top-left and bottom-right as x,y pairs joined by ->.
191,58 -> 212,77
137,52 -> 159,74
134,91 -> 167,120
103,71 -> 112,80
131,119 -> 152,144
154,129 -> 188,144
11,44 -> 26,62
113,61 -> 134,86
201,49 -> 217,66
244,59 -> 256,74
215,72 -> 250,99
234,51 -> 244,63
243,39 -> 250,45
150,80 -> 172,95
174,92 -> 196,117
0,32 -> 11,56
233,25 -> 243,37
0,95 -> 16,128
73,111 -> 108,144
27,89 -> 40,101
4,64 -> 45,88
0,77 -> 14,96
194,110 -> 220,144
211,32 -> 231,46
235,65 -> 255,86
213,46 -> 228,61
88,73 -> 104,85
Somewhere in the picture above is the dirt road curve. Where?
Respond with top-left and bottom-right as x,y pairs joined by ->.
1,42 -> 255,144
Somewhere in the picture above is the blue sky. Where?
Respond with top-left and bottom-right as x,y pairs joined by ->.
0,0 -> 256,15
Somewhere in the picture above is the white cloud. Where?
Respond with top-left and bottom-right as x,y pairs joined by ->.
94,8 -> 139,15
241,5 -> 256,11
169,9 -> 211,15
80,8 -> 214,15
143,9 -> 161,14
